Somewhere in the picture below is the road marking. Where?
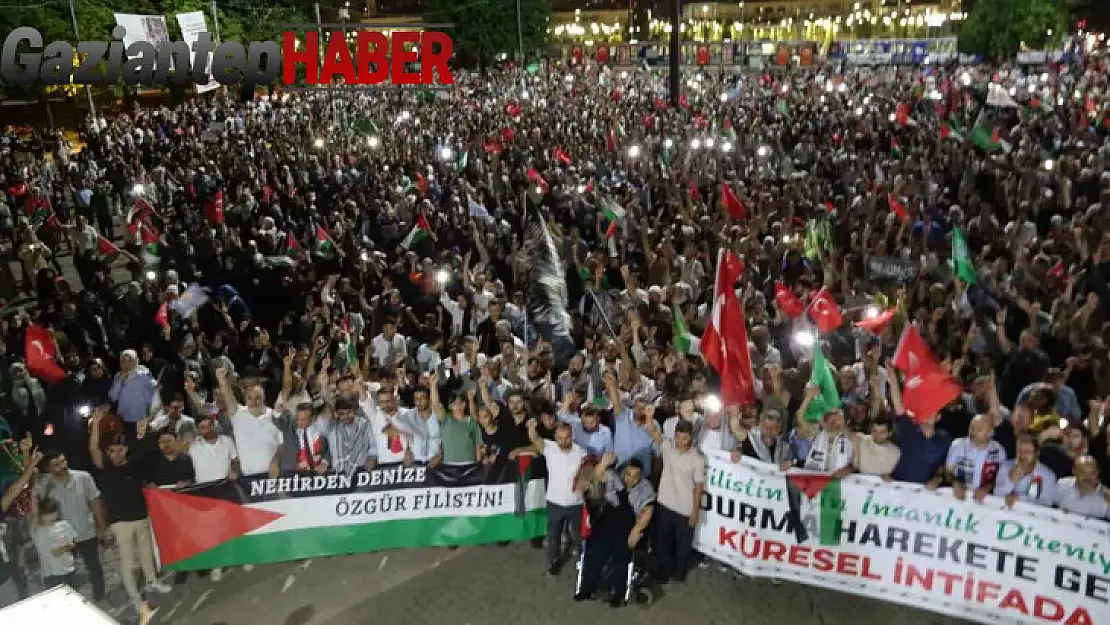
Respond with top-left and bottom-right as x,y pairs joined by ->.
301,559 -> 313,570
190,589 -> 214,613
377,555 -> 389,572
160,598 -> 183,622
281,574 -> 298,593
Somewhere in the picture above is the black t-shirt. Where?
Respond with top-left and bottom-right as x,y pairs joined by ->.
97,462 -> 149,524
497,406 -> 531,453
145,454 -> 196,487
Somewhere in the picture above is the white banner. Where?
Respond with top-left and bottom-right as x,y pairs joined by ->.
175,11 -> 219,93
113,13 -> 171,65
694,452 -> 1107,625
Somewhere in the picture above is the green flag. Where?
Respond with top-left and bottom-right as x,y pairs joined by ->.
525,61 -> 541,74
804,218 -> 832,261
352,117 -> 378,136
969,123 -> 1003,152
457,150 -> 468,171
951,228 -> 977,284
803,348 -> 841,423
672,308 -> 700,354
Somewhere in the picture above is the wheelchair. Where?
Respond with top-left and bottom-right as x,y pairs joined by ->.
574,534 -> 661,608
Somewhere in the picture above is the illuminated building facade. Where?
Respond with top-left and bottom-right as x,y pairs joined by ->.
355,0 -> 967,57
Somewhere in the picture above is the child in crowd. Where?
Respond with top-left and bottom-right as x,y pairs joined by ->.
30,498 -> 78,590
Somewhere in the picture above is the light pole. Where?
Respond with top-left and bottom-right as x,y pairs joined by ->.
67,0 -> 97,123
669,0 -> 681,106
516,0 -> 525,63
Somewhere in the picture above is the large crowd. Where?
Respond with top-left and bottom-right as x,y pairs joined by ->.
1,50 -> 1110,623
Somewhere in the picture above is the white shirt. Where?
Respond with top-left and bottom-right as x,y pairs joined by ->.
230,406 -> 283,475
189,435 -> 238,483
416,343 -> 443,374
946,438 -> 1007,491
542,440 -> 587,507
446,352 -> 487,377
370,333 -> 408,369
371,408 -> 409,464
32,521 -> 77,578
1055,478 -> 1110,520
393,408 -> 442,462
149,413 -> 196,435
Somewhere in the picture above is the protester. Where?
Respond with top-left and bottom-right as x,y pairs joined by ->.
2,52 -> 1110,616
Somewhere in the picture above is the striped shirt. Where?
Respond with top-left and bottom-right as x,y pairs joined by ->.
323,415 -> 377,476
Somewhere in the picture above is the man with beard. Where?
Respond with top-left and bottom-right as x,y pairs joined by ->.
393,377 -> 443,465
732,410 -> 792,469
87,409 -> 173,610
526,418 -> 586,575
215,366 -> 282,479
557,390 -> 612,459
604,371 -> 656,474
556,352 -> 590,400
319,396 -> 378,476
646,417 -> 704,584
574,453 -> 654,607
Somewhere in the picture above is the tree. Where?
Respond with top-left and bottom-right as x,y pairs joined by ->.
959,0 -> 1067,59
425,0 -> 552,66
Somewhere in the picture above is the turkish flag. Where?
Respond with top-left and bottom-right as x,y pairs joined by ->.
700,250 -> 756,406
25,323 -> 66,385
808,288 -> 843,334
896,102 -> 910,126
892,324 -> 961,423
774,281 -> 805,319
720,181 -> 746,219
854,308 -> 896,336
204,189 -> 225,227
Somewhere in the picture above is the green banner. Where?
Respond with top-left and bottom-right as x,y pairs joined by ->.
146,463 -> 547,571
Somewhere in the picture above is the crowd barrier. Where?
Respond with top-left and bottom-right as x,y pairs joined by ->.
695,453 -> 1107,625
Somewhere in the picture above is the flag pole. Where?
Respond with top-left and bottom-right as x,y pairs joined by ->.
587,289 -> 619,341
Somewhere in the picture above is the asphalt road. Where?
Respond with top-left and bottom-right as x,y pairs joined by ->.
119,542 -> 959,625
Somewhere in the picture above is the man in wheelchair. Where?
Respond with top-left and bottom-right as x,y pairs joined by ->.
574,453 -> 655,608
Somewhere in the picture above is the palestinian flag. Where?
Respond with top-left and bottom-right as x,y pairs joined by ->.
24,195 -> 51,225
514,454 -> 535,518
785,473 -> 843,546
940,120 -> 964,141
673,307 -> 700,354
315,226 -> 334,253
263,256 -> 297,269
145,465 -> 545,571
659,145 -> 671,170
969,122 -> 1003,152
283,232 -> 299,257
601,197 -> 625,238
890,137 -> 903,158
97,235 -> 121,257
401,214 -> 432,249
